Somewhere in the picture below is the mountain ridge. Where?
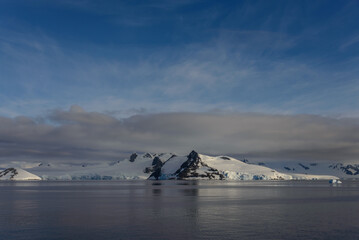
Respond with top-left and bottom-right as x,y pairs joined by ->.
1,150 -> 357,181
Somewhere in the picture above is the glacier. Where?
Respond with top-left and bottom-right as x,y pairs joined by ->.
1,150 -> 355,181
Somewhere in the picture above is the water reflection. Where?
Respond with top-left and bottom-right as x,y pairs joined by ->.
152,188 -> 162,196
0,181 -> 359,240
151,182 -> 162,186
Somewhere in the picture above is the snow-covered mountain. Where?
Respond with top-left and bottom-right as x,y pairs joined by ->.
1,150 -> 356,181
256,161 -> 359,179
149,151 -> 337,180
0,168 -> 41,180
22,152 -> 175,180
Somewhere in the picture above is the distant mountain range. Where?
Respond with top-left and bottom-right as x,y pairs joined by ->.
0,150 -> 358,181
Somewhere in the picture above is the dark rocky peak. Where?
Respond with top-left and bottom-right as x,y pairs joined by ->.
143,153 -> 153,158
149,151 -> 202,180
177,151 -> 200,170
343,164 -> 359,175
145,157 -> 164,175
329,163 -> 359,175
152,157 -> 163,166
150,150 -> 224,180
187,150 -> 200,162
175,151 -> 201,178
129,153 -> 138,162
173,151 -> 224,180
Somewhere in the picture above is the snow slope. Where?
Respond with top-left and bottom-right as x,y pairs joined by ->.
149,151 -> 339,180
0,151 -> 349,181
0,168 -> 41,180
26,153 -> 175,180
258,161 -> 359,179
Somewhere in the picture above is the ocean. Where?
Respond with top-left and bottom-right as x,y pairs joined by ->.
1,180 -> 359,240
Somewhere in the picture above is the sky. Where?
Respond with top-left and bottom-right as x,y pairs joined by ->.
0,0 -> 358,163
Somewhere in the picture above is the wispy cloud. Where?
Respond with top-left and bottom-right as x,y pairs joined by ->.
1,25 -> 358,118
0,107 -> 358,163
340,35 -> 359,50
1,0 -> 359,119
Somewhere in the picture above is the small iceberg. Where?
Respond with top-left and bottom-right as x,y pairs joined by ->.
329,179 -> 342,184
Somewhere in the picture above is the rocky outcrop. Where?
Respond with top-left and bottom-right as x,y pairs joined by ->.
150,150 -> 225,180
0,168 -> 18,179
129,153 -> 138,162
329,163 -> 359,175
144,157 -> 164,174
0,168 -> 41,180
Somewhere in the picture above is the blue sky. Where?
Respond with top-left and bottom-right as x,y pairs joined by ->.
0,0 -> 359,118
0,1 -> 359,162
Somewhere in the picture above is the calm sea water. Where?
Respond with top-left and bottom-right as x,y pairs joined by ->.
0,180 -> 359,240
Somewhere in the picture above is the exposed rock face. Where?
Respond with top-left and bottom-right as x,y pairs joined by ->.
152,157 -> 163,167
144,157 -> 164,174
0,168 -> 41,180
0,168 -> 18,179
2,151 -> 348,181
174,151 -> 201,178
329,163 -> 359,175
129,153 -> 138,162
149,167 -> 162,179
177,151 -> 224,179
149,150 -> 225,180
38,163 -> 51,167
143,153 -> 153,158
298,163 -> 309,170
